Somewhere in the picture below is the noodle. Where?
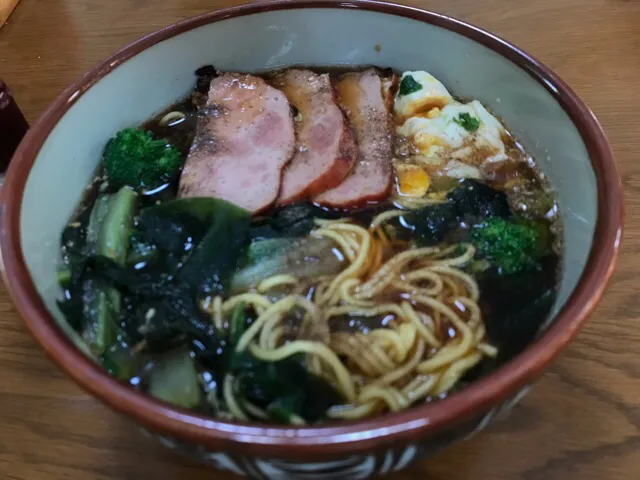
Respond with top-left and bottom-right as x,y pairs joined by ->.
393,196 -> 446,209
250,342 -> 357,403
212,216 -> 496,422
223,375 -> 248,421
257,274 -> 298,293
370,209 -> 404,229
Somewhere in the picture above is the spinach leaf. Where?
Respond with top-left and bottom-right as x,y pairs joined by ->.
266,395 -> 304,424
234,355 -> 342,423
229,302 -> 247,346
101,342 -> 145,382
57,205 -> 94,332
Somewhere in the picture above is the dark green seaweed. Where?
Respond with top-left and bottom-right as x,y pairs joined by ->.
477,255 -> 558,361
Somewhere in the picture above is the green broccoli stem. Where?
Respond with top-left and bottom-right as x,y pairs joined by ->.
83,187 -> 138,355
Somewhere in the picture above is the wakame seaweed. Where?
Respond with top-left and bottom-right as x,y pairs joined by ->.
399,179 -> 512,247
477,255 -> 558,361
248,202 -> 341,241
144,198 -> 252,295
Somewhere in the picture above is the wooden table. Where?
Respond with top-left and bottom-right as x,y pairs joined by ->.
0,0 -> 638,478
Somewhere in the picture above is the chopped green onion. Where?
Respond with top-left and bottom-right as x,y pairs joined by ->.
398,75 -> 423,96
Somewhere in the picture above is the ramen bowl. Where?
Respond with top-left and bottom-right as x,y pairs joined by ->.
0,1 -> 622,478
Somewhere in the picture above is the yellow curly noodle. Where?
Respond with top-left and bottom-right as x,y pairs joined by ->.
202,211 -> 497,423
393,195 -> 446,209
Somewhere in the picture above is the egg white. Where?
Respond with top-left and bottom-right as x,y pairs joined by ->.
394,71 -> 453,119
397,95 -> 509,168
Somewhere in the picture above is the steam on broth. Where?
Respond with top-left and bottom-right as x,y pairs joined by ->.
57,66 -> 560,424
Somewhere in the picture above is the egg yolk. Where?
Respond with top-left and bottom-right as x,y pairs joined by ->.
396,165 -> 430,197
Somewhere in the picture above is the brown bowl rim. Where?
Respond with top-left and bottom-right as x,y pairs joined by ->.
0,0 -> 623,459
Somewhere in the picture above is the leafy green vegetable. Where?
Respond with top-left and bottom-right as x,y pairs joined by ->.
466,258 -> 492,275
81,280 -> 121,355
266,395 -> 303,424
103,128 -> 183,191
229,302 -> 247,346
232,237 -> 344,292
147,346 -> 202,408
73,187 -> 138,355
59,205 -> 92,276
470,218 -> 551,275
126,236 -> 158,267
273,203 -> 336,234
506,183 -> 557,219
177,202 -> 250,295
233,354 -> 342,423
56,269 -> 72,288
188,298 -> 342,424
245,238 -> 293,265
96,187 -> 138,266
398,75 -> 423,96
86,195 -> 110,251
453,112 -> 481,132
57,207 -> 93,294
101,342 -> 144,381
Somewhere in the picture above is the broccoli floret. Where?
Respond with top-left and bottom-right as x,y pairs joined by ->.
470,218 -> 550,275
103,128 -> 183,191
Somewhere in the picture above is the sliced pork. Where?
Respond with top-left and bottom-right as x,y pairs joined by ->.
178,73 -> 295,214
313,69 -> 394,208
271,69 -> 357,205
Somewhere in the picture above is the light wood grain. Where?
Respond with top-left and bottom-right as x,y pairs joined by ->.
0,0 -> 638,479
0,0 -> 19,27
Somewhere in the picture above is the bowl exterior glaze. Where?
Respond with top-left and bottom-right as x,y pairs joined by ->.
0,2 -> 622,479
143,386 -> 531,478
